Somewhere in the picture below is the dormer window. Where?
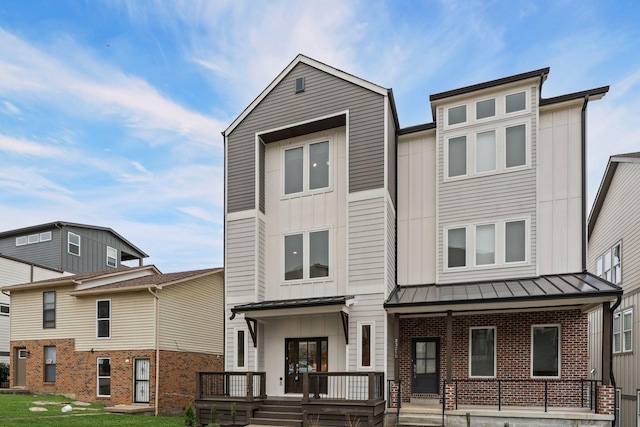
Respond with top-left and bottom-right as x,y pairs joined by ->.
284,140 -> 330,195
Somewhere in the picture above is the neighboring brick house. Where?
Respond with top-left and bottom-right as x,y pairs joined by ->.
587,152 -> 640,427
1,265 -> 224,414
216,55 -> 622,427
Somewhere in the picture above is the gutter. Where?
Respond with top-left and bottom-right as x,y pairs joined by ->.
581,94 -> 589,272
148,287 -> 160,417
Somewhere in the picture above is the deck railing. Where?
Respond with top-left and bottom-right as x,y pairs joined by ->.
302,372 -> 385,403
196,372 -> 266,401
452,378 -> 602,412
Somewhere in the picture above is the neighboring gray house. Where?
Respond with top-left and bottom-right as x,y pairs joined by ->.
211,55 -> 621,427
0,221 -> 148,274
588,152 -> 640,427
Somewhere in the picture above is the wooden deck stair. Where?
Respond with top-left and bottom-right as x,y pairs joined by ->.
249,399 -> 303,427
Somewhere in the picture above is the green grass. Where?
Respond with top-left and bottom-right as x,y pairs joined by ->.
0,394 -> 183,426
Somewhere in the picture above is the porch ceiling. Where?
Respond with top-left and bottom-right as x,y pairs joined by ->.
384,272 -> 622,314
230,295 -> 355,319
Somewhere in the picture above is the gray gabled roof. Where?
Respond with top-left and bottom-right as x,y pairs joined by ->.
588,152 -> 640,237
384,272 -> 621,314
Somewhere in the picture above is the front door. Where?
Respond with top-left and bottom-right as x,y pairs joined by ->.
285,337 -> 328,394
412,338 -> 439,394
134,358 -> 150,403
14,348 -> 27,388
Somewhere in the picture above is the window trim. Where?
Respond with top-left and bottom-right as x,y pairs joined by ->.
469,326 -> 496,378
234,328 -> 248,370
614,307 -> 633,354
504,219 -> 528,265
475,97 -> 496,121
447,104 -> 467,126
28,234 -> 40,244
0,304 -> 9,316
44,346 -> 56,383
15,236 -> 27,246
445,226 -> 467,269
281,137 -> 332,197
43,291 -> 56,329
106,246 -> 117,268
446,134 -> 468,179
504,122 -> 529,170
530,324 -> 561,379
474,223 -> 496,267
96,299 -> 111,339
68,231 -> 81,256
283,229 -> 331,282
97,357 -> 111,397
504,90 -> 528,115
40,231 -> 52,242
357,321 -> 375,371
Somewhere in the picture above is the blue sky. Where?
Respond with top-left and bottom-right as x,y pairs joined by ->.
1,1 -> 638,272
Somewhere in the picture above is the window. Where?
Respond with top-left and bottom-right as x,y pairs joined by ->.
470,327 -> 495,377
476,131 -> 496,173
0,304 -> 8,315
506,91 -> 526,113
235,329 -> 247,369
505,220 -> 526,263
28,234 -> 39,244
97,358 -> 111,396
505,124 -> 526,168
15,236 -> 27,246
106,246 -> 117,268
475,224 -> 495,266
615,388 -> 621,427
284,141 -> 329,195
68,232 -> 80,256
596,242 -> 622,284
476,98 -> 495,120
40,231 -> 52,242
448,105 -> 466,125
284,230 -> 329,281
44,346 -> 56,382
97,300 -> 111,338
613,308 -> 633,353
531,325 -> 560,377
447,228 -> 466,268
358,322 -> 375,370
448,136 -> 467,177
43,291 -> 56,329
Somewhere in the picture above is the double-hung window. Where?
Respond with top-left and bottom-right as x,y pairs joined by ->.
43,291 -> 56,329
470,327 -> 496,377
106,246 -> 117,268
284,230 -> 329,281
613,308 -> 633,353
44,346 -> 56,382
68,232 -> 80,256
284,141 -> 330,195
97,358 -> 111,396
97,300 -> 111,338
531,325 -> 560,378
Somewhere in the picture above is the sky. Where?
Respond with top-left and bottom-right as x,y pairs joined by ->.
0,1 -> 639,273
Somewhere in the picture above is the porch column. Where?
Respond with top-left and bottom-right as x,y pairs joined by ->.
446,310 -> 452,384
601,302 -> 612,385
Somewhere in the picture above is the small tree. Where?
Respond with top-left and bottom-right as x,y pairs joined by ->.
230,402 -> 236,424
183,402 -> 196,427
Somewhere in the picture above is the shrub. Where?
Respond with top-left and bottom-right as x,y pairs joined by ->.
183,402 -> 196,427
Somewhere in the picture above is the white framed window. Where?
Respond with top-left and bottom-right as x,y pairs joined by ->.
475,224 -> 495,266
476,130 -> 496,173
614,308 -> 633,353
447,104 -> 467,126
476,98 -> 496,120
15,236 -> 27,246
447,135 -> 467,178
68,232 -> 80,256
615,388 -> 621,427
531,324 -> 560,378
447,227 -> 466,268
283,140 -> 330,196
284,230 -> 329,281
96,300 -> 111,339
597,242 -> 622,284
28,234 -> 39,244
505,124 -> 527,168
97,358 -> 111,396
106,246 -> 117,268
357,322 -> 375,370
234,328 -> 248,370
469,327 -> 496,377
505,91 -> 527,114
40,231 -> 52,242
505,220 -> 526,263
44,346 -> 56,382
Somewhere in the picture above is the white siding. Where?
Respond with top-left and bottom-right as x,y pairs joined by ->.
159,273 -> 224,354
538,102 -> 584,274
397,132 -> 437,285
386,196 -> 397,296
348,196 -> 385,291
226,217 -> 258,300
347,293 -> 386,371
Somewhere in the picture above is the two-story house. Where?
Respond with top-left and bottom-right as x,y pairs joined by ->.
214,55 -> 621,427
588,152 -> 640,427
1,266 -> 224,414
0,221 -> 148,273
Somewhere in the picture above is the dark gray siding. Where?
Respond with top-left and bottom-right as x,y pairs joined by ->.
387,105 -> 397,207
0,228 -> 62,269
227,62 -> 386,213
61,226 -> 141,273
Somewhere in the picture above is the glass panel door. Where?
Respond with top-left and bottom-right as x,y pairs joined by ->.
285,338 -> 328,394
412,338 -> 439,394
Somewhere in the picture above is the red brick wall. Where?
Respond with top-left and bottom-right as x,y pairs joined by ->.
398,309 -> 589,407
10,339 -> 223,413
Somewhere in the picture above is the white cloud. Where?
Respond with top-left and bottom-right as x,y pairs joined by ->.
0,135 -> 65,157
2,100 -> 21,114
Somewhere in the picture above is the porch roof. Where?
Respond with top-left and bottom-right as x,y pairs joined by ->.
231,295 -> 355,319
384,272 -> 621,314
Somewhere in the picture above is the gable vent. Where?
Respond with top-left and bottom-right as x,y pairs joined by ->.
295,76 -> 305,93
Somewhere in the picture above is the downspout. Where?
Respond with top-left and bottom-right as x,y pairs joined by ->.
148,287 -> 160,416
609,295 -> 622,427
581,95 -> 589,271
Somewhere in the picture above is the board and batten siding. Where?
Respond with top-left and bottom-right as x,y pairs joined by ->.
226,217 -> 258,301
226,62 -> 386,213
348,196 -> 386,291
159,274 -> 224,354
396,132 -> 437,285
62,226 -> 141,273
537,102 -> 585,275
0,228 -> 62,270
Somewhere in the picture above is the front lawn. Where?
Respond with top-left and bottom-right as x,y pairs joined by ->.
0,394 -> 183,426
